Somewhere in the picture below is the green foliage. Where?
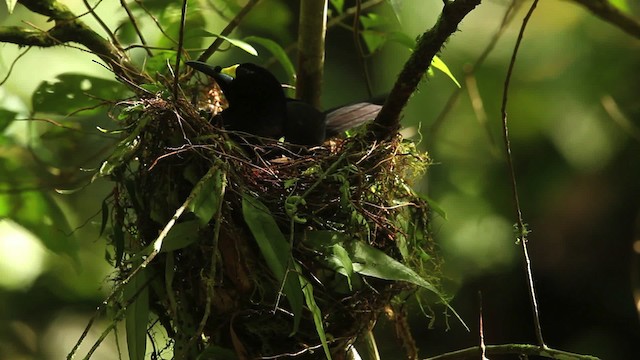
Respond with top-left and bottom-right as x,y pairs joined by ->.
242,194 -> 304,334
32,74 -> 127,115
124,264 -> 150,360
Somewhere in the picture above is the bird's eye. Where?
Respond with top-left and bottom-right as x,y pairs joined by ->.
214,66 -> 222,73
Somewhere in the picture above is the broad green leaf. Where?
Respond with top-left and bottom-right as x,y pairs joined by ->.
350,241 -> 440,294
0,109 -> 17,133
431,56 -> 461,88
296,263 -> 332,360
32,74 -> 126,115
187,168 -> 224,225
124,265 -> 149,360
242,194 -> 303,333
157,220 -> 200,252
0,190 -> 79,261
244,36 -> 296,84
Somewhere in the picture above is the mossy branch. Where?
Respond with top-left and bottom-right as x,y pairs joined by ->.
370,0 -> 481,141
0,0 -> 145,83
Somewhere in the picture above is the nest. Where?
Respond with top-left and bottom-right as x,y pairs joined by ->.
106,85 -> 443,359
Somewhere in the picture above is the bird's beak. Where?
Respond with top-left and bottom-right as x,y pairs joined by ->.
220,64 -> 239,78
185,60 -> 219,78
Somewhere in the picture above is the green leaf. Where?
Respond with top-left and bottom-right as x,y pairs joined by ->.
431,56 -> 461,88
296,263 -> 332,360
32,74 -> 126,115
331,244 -> 353,290
0,109 -> 17,133
242,194 -> 303,333
196,31 -> 259,56
94,117 -> 151,180
158,220 -> 200,252
187,168 -> 224,225
124,265 -> 149,360
609,0 -> 631,13
350,241 -> 440,293
5,0 -> 17,13
244,36 -> 296,84
329,0 -> 344,14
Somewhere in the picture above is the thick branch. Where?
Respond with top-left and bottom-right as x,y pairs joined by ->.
296,0 -> 328,109
571,0 -> 640,39
1,0 -> 145,83
370,0 -> 481,141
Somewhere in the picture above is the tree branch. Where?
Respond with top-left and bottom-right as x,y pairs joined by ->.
0,0 -> 145,84
370,0 -> 481,141
570,0 -> 640,39
424,344 -> 600,360
296,0 -> 328,108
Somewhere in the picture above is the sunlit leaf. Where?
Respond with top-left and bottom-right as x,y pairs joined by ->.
124,265 -> 149,360
609,0 -> 631,13
5,0 -> 17,13
431,56 -> 461,88
32,74 -> 126,115
244,36 -> 296,84
196,30 -> 259,56
242,194 -> 303,333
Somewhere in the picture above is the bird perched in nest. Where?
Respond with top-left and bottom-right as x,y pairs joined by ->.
186,61 -> 381,146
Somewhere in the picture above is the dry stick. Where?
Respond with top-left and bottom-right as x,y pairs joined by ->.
500,0 -> 544,348
371,0 -> 481,142
173,0 -> 189,100
197,0 -> 262,62
430,0 -> 520,137
571,0 -> 640,39
119,0 -> 152,56
296,0 -> 328,109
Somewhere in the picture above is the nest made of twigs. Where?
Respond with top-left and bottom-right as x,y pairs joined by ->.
106,86 -> 443,359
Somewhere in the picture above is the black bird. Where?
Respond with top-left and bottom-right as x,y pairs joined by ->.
186,61 -> 381,146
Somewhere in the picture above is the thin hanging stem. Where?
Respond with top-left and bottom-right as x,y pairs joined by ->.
499,0 -> 545,347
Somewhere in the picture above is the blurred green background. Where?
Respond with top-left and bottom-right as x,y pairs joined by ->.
1,0 -> 639,359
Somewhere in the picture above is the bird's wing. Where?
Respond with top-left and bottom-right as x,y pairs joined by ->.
325,102 -> 382,137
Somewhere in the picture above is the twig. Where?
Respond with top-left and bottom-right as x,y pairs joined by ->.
424,344 -> 601,360
173,0 -> 189,100
371,0 -> 481,141
352,0 -> 373,98
197,0 -> 262,62
571,0 -> 640,39
499,0 -> 544,347
296,0 -> 328,108
119,0 -> 152,56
